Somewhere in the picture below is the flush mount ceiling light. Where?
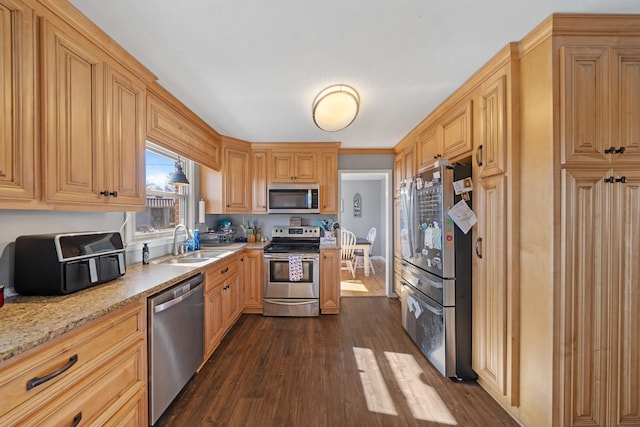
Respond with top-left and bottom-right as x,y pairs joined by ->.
312,84 -> 360,132
168,157 -> 190,186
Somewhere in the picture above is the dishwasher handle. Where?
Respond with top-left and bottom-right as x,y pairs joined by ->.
153,273 -> 204,314
154,278 -> 203,314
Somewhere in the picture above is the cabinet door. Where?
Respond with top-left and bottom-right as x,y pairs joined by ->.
204,283 -> 225,358
611,169 -> 640,426
441,100 -> 473,160
477,75 -> 507,177
611,48 -> 640,164
294,152 -> 317,182
104,64 -> 145,208
225,148 -> 250,212
394,153 -> 403,196
472,174 -> 510,399
42,19 -> 105,205
251,150 -> 268,212
562,169 -> 611,427
0,0 -> 37,205
418,126 -> 440,170
320,151 -> 338,213
241,250 -> 263,313
320,249 -> 340,314
560,46 -> 610,164
403,144 -> 415,180
270,152 -> 295,182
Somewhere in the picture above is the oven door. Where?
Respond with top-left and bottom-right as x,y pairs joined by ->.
263,253 -> 320,298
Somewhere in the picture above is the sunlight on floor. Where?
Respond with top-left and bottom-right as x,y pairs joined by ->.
352,347 -> 458,425
385,351 -> 457,424
341,280 -> 368,293
353,347 -> 398,416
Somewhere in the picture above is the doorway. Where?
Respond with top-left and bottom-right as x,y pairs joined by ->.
338,170 -> 393,297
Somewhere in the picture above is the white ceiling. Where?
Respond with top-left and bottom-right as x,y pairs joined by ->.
69,0 -> 640,149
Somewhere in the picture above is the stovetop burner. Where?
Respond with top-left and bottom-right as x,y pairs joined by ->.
265,225 -> 321,254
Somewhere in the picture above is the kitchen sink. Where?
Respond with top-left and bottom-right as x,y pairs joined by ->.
161,257 -> 216,265
153,250 -> 235,267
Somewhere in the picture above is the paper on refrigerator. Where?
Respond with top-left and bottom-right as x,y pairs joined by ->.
447,200 -> 477,234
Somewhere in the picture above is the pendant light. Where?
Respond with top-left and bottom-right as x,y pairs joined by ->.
168,157 -> 189,186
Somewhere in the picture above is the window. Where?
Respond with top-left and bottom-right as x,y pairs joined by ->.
133,143 -> 194,238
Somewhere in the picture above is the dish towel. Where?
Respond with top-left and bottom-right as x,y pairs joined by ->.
289,255 -> 303,281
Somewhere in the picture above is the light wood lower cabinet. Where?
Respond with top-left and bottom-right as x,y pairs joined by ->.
560,168 -> 640,427
320,248 -> 340,314
204,255 -> 241,360
0,302 -> 147,426
241,249 -> 263,314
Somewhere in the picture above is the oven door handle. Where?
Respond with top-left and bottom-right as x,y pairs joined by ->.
265,300 -> 317,306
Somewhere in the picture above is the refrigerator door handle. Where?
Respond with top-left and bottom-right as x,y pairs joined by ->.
403,282 -> 443,316
475,237 -> 483,259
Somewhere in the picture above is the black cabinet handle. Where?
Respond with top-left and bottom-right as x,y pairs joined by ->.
476,144 -> 483,167
614,147 -> 626,154
99,190 -> 110,197
433,154 -> 442,160
616,176 -> 627,183
221,267 -> 229,274
109,191 -> 118,198
604,146 -> 616,154
27,354 -> 78,390
475,237 -> 483,259
71,412 -> 82,427
604,177 -> 615,183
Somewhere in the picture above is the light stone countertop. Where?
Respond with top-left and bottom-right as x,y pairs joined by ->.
0,242 -> 267,363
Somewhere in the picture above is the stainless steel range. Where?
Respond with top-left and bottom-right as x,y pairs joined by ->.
263,226 -> 320,317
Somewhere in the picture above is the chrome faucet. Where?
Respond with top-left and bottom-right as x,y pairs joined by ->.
173,224 -> 191,255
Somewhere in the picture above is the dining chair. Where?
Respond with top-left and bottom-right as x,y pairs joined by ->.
340,228 -> 357,278
354,227 -> 376,274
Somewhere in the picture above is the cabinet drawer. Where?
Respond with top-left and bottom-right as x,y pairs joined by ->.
205,255 -> 238,289
10,344 -> 145,426
0,302 -> 145,419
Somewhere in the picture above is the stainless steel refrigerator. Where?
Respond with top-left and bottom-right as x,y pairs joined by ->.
398,161 -> 476,380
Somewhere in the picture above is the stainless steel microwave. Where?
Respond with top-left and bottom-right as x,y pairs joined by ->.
267,184 -> 320,214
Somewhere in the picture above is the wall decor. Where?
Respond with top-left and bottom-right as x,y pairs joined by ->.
353,193 -> 362,217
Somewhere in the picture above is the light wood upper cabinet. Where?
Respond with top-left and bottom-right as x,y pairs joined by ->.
41,19 -> 146,209
201,138 -> 251,213
418,126 -> 439,170
320,248 -> 340,314
270,151 -> 317,183
561,44 -> 640,165
104,64 -> 146,207
441,99 -> 473,160
320,150 -> 338,213
476,75 -> 507,177
41,18 -> 106,206
225,147 -> 251,212
251,149 -> 268,212
0,0 -> 37,206
146,88 -> 221,172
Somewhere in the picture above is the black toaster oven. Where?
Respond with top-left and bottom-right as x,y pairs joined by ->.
14,231 -> 126,295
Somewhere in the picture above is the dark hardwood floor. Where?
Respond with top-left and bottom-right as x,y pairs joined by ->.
161,297 -> 518,426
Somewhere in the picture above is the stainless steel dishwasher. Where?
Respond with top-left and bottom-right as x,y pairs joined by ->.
148,273 -> 204,425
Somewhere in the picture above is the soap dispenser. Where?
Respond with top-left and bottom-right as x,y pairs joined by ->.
142,243 -> 150,265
